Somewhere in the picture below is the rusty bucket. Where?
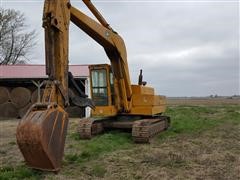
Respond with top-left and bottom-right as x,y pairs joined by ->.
16,103 -> 68,172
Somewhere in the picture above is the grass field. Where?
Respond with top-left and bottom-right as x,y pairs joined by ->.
0,100 -> 240,179
167,97 -> 240,106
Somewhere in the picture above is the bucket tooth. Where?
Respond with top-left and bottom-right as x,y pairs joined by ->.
16,103 -> 68,171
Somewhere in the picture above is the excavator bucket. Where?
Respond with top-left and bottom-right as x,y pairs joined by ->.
16,103 -> 68,172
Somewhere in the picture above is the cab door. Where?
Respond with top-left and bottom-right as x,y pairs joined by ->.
89,64 -> 112,106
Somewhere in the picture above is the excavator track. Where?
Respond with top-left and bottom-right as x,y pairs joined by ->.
77,118 -> 104,139
77,116 -> 170,143
132,116 -> 170,143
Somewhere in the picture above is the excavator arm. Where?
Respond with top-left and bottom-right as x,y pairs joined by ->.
42,0 -> 71,108
16,0 -> 133,171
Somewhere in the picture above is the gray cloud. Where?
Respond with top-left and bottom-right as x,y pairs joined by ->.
2,0 -> 239,96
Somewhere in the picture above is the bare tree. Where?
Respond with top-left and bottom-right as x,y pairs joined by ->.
0,8 -> 36,65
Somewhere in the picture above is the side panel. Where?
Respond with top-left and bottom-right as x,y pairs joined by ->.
91,105 -> 117,116
130,85 -> 166,115
130,106 -> 166,115
132,94 -> 166,106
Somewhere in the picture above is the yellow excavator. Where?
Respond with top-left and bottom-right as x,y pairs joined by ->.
16,0 -> 170,172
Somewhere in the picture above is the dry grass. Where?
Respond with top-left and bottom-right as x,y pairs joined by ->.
98,123 -> 240,180
0,120 -> 24,167
0,102 -> 240,179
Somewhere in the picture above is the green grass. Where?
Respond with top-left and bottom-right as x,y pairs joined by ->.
90,164 -> 107,177
0,165 -> 42,180
65,131 -> 132,164
8,141 -> 16,145
159,105 -> 240,139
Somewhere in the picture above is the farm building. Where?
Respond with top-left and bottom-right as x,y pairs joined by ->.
0,64 -> 90,119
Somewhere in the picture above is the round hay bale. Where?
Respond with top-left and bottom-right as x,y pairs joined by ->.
31,89 -> 44,103
0,102 -> 18,118
10,87 -> 31,108
0,86 -> 10,105
18,103 -> 32,118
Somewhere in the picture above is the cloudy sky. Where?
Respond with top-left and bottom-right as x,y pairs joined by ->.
2,0 -> 239,96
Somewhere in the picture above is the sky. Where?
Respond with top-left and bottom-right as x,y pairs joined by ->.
1,0 -> 239,97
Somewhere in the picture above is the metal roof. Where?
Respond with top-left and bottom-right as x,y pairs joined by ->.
0,64 -> 89,79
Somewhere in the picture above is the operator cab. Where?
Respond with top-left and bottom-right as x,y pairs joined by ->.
89,64 -> 117,116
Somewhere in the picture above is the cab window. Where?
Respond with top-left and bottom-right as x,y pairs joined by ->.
91,69 -> 108,106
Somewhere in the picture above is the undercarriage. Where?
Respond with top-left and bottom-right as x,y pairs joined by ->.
78,115 -> 170,143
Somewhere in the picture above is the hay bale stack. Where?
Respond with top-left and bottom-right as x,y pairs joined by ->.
0,102 -> 18,118
0,87 -> 10,104
18,103 -> 32,118
31,89 -> 44,103
10,87 -> 31,108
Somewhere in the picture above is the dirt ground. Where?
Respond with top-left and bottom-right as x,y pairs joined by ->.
0,103 -> 240,179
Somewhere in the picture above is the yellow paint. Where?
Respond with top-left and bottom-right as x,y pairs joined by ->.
130,106 -> 166,115
132,94 -> 166,106
131,85 -> 154,95
92,106 -> 117,117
